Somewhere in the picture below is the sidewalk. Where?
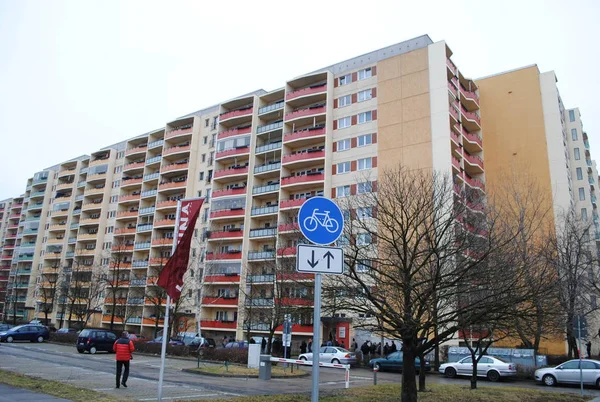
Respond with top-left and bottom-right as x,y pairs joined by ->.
0,383 -> 71,402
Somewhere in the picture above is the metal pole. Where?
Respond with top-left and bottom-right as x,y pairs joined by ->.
157,295 -> 171,402
311,273 -> 321,402
579,316 -> 583,396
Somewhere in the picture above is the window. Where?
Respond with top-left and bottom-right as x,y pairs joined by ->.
572,128 -> 578,141
357,89 -> 372,102
338,117 -> 351,129
201,154 -> 206,162
339,74 -> 351,86
337,139 -> 351,151
579,187 -> 585,201
577,167 -> 583,180
337,185 -> 351,197
338,95 -> 351,107
110,195 -> 118,203
569,110 -> 575,122
106,226 -> 114,234
337,162 -> 351,174
117,151 -> 124,159
582,208 -> 588,221
358,158 -> 372,170
114,166 -> 122,173
108,211 -> 116,218
358,134 -> 373,147
357,207 -> 373,218
205,119 -> 209,127
358,111 -> 372,124
356,260 -> 371,272
356,233 -> 372,245
358,67 -> 372,80
574,148 -> 581,160
112,180 -> 120,188
199,172 -> 204,181
357,182 -> 372,194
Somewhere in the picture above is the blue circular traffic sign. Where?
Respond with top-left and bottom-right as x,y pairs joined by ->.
298,196 -> 344,245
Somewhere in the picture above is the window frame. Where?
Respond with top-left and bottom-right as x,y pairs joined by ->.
357,158 -> 372,171
337,138 -> 351,151
338,95 -> 352,108
358,67 -> 372,80
338,117 -> 352,129
357,134 -> 373,147
357,89 -> 372,102
358,111 -> 373,124
337,162 -> 351,174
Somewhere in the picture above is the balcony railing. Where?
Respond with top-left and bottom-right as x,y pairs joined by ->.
207,230 -> 243,240
212,187 -> 247,198
148,139 -> 164,149
282,150 -> 325,164
163,144 -> 191,156
285,105 -> 326,121
286,84 -> 326,101
156,200 -> 177,209
214,166 -> 249,179
245,298 -> 274,307
146,155 -> 162,165
249,228 -> 277,238
204,274 -> 240,283
247,274 -> 275,283
463,152 -> 484,170
215,147 -> 250,160
220,107 -> 253,122
166,127 -> 192,138
255,141 -> 282,154
161,162 -> 189,173
462,126 -> 482,147
248,250 -> 276,260
206,251 -> 242,260
258,101 -> 284,115
460,105 -> 481,125
254,162 -> 281,174
281,172 -> 324,186
279,199 -> 305,209
252,183 -> 280,195
200,320 -> 237,329
158,181 -> 187,191
256,121 -> 283,134
218,125 -> 252,140
202,296 -> 239,306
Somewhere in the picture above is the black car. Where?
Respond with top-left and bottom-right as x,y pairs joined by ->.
0,324 -> 50,343
76,329 -> 117,354
369,351 -> 431,373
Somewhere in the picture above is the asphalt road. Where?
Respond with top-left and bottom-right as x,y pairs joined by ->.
1,341 -> 599,401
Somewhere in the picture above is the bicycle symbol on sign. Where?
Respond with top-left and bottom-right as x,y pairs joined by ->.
303,208 -> 340,234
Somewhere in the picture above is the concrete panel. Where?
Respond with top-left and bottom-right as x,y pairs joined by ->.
400,47 -> 428,75
402,93 -> 430,122
402,70 -> 430,98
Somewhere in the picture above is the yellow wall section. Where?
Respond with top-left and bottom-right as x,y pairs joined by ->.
377,48 -> 432,171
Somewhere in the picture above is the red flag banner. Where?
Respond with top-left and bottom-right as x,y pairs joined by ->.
157,198 -> 204,302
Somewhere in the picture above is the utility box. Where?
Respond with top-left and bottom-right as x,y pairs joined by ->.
259,354 -> 272,380
248,344 -> 261,368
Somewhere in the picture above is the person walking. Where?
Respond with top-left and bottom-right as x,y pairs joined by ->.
308,337 -> 313,353
300,340 -> 307,354
113,331 -> 135,388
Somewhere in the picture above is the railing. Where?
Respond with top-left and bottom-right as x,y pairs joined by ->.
247,250 -> 276,260
141,189 -> 158,198
258,101 -> 284,115
251,206 -> 278,216
286,83 -> 326,101
249,228 -> 277,238
132,260 -> 149,268
247,274 -> 275,283
144,172 -> 160,181
281,172 -> 324,186
285,106 -> 326,121
146,155 -> 162,165
460,105 -> 481,125
128,297 -> 145,305
283,150 -> 325,164
252,183 -> 280,195
245,298 -> 274,307
136,224 -> 153,232
148,139 -> 164,149
130,278 -> 147,286
139,206 -> 155,215
220,107 -> 253,121
218,126 -> 252,140
254,162 -> 281,174
212,187 -> 247,198
257,121 -> 283,134
255,141 -> 282,154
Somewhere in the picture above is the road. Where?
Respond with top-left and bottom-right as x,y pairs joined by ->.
1,341 -> 599,401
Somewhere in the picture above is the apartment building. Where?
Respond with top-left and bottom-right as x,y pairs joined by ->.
0,198 -> 14,320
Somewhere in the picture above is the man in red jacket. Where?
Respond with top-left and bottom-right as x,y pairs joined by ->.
113,331 -> 135,388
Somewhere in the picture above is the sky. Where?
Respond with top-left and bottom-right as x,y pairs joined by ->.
0,0 -> 599,200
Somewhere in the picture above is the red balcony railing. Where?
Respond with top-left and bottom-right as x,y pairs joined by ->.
220,107 -> 253,121
122,178 -> 143,187
202,297 -> 239,306
206,251 -> 242,261
278,223 -> 299,232
462,126 -> 483,148
154,219 -> 176,227
208,230 -> 243,240
158,180 -> 187,190
212,187 -> 247,198
161,162 -> 189,172
215,147 -> 250,160
282,150 -> 325,164
218,126 -> 252,140
165,127 -> 192,139
123,162 -> 145,171
286,84 -> 327,101
284,126 -> 326,143
156,200 -> 177,209
463,152 -> 484,170
452,156 -> 461,170
449,105 -> 459,121
277,297 -> 313,306
163,144 -> 191,156
119,194 -> 141,202
214,166 -> 249,179
279,199 -> 305,209
281,173 -> 324,186
209,208 -> 245,219
465,175 -> 485,191
277,247 -> 297,257
285,106 -> 326,121
459,85 -> 480,106
277,272 -> 313,281
446,58 -> 457,75
117,210 -> 138,218
201,320 -> 237,329
125,145 -> 147,156
204,274 -> 241,283
460,106 -> 481,125
152,238 -> 173,246
274,324 -> 314,333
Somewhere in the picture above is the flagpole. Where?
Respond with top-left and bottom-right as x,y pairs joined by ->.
157,200 -> 182,401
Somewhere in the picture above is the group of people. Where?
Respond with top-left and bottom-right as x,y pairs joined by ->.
359,339 -> 398,356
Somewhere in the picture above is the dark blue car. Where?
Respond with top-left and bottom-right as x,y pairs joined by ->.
369,351 -> 431,373
0,324 -> 49,343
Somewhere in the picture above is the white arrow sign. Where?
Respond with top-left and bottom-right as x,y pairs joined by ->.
296,244 -> 344,275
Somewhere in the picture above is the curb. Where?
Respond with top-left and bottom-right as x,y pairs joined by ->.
182,368 -> 309,378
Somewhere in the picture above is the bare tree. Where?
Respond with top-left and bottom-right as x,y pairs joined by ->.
38,261 -> 63,326
326,166 -> 543,401
104,237 -> 132,331
545,209 -> 599,358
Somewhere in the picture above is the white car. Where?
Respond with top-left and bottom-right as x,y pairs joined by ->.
535,359 -> 600,387
298,346 -> 357,365
439,355 -> 517,382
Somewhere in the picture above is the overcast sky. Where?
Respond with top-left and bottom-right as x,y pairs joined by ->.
1,0 -> 599,200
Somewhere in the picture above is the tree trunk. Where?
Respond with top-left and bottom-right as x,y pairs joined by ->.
401,340 -> 418,402
470,360 -> 478,389
418,353 -> 426,391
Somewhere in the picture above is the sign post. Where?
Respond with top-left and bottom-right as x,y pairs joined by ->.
297,196 -> 344,402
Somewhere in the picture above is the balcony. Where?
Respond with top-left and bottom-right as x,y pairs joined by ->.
279,199 -> 305,209
220,107 -> 253,122
200,320 -> 237,330
146,155 -> 162,166
206,251 -> 242,261
465,175 -> 485,192
161,162 -> 189,173
163,144 -> 191,156
125,145 -> 147,156
156,200 -> 178,209
247,274 -> 275,283
130,277 -> 147,285
252,183 -> 279,195
154,219 -> 176,228
459,85 -> 480,110
258,101 -> 284,116
460,105 -> 481,130
256,121 -> 283,135
248,250 -> 276,260
207,230 -> 243,240
215,146 -> 250,161
255,141 -> 282,154
277,247 -> 297,257
277,272 -> 314,281
204,274 -> 241,283
210,208 -> 245,219
121,177 -> 143,188
148,139 -> 164,149
115,227 -> 136,235
284,125 -> 326,144
214,166 -> 249,179
452,156 -> 461,171
218,126 -> 252,141
165,126 -> 192,139
285,105 -> 326,122
277,297 -> 312,307
212,187 -> 247,199
249,228 -> 277,238
286,84 -> 326,101
245,298 -> 274,307
446,58 -> 457,75
123,161 -> 145,172
463,152 -> 484,173
119,194 -> 141,202
151,238 -> 173,247
462,126 -> 483,152
251,206 -> 278,216
139,206 -> 155,215
282,149 -> 325,165
201,296 -> 239,306
449,104 -> 459,123
158,180 -> 187,191
144,297 -> 167,305
281,172 -> 324,187
254,162 -> 281,175
136,224 -> 153,233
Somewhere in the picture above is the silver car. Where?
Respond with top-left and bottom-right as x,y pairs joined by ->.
535,359 -> 600,387
298,346 -> 357,365
439,355 -> 517,382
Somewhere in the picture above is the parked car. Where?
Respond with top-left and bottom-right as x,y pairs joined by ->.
439,356 -> 517,382
193,337 -> 216,348
535,359 -> 600,387
299,346 -> 357,366
0,324 -> 50,343
56,328 -> 78,334
76,329 -> 117,354
128,333 -> 147,342
369,351 -> 431,373
223,341 -> 248,349
147,336 -> 184,346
